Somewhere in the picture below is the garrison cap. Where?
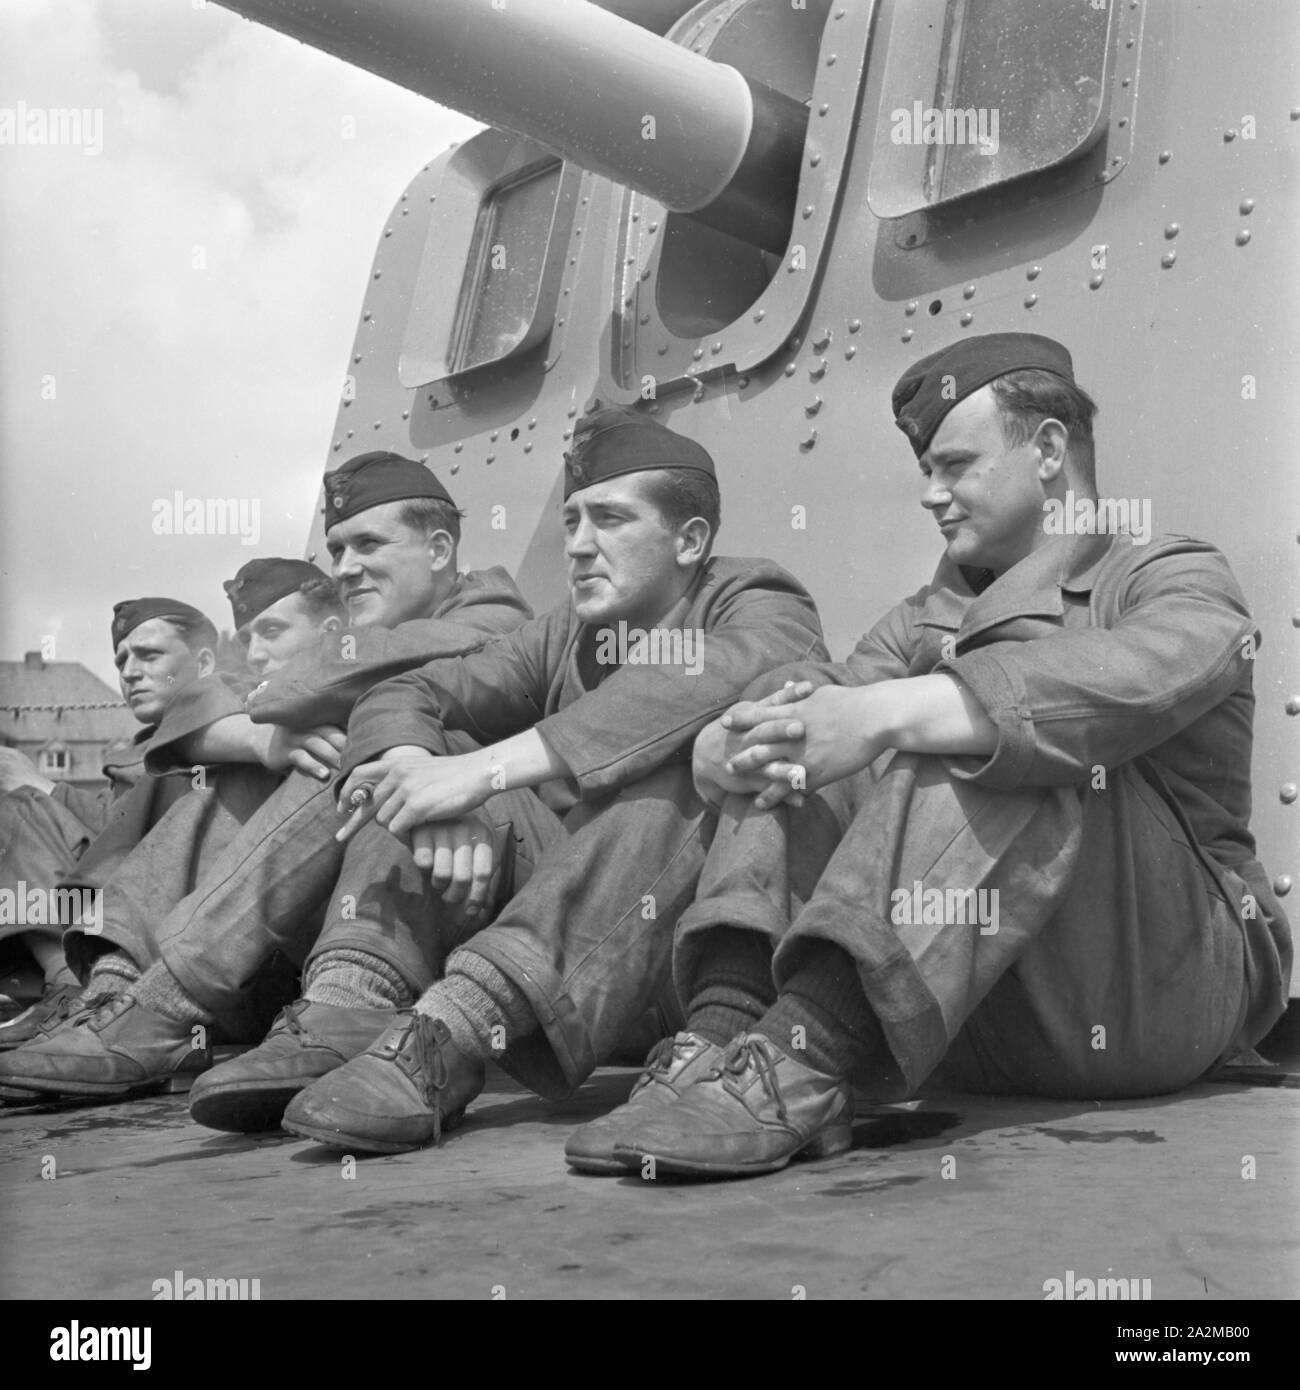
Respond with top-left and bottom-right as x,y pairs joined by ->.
323,451 -> 457,530
892,333 -> 1076,457
563,406 -> 716,499
111,598 -> 211,651
224,558 -> 334,629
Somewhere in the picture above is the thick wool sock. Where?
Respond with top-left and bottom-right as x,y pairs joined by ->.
413,951 -> 536,1061
303,950 -> 413,1010
131,961 -> 213,1027
684,927 -> 777,1047
84,950 -> 140,998
754,944 -> 882,1079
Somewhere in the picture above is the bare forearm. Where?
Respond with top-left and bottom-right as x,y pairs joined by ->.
468,728 -> 571,794
879,674 -> 997,756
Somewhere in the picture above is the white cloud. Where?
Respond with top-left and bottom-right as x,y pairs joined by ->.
0,0 -> 478,686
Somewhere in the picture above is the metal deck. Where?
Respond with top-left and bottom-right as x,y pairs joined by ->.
2,1041 -> 1296,1302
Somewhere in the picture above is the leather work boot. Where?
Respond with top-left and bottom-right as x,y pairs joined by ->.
611,1033 -> 853,1178
188,999 -> 397,1134
0,982 -> 83,1052
564,1031 -> 724,1174
281,1012 -> 485,1155
0,994 -> 210,1098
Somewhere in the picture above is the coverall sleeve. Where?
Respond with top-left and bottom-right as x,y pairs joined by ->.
143,676 -> 247,773
734,589 -> 924,702
246,618 -> 526,733
342,612 -> 565,772
536,585 -> 827,796
940,544 -> 1257,788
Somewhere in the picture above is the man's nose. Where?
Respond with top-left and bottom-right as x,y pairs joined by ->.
246,640 -> 268,673
332,547 -> 362,578
921,476 -> 953,511
565,517 -> 596,556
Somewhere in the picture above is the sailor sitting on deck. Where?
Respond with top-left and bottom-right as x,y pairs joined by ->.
0,457 -> 532,1100
0,598 -> 220,1048
562,332 -> 1293,1179
247,406 -> 829,1155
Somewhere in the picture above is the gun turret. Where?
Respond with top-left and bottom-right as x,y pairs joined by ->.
213,0 -> 807,254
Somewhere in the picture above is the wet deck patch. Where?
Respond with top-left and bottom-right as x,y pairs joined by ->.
1034,1127 -> 1165,1144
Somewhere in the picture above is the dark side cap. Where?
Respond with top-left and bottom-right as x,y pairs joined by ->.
323,451 -> 457,530
563,406 -> 716,499
224,558 -> 333,628
892,333 -> 1076,457
111,598 -> 210,651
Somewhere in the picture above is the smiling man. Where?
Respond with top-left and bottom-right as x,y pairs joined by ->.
567,333 -> 1292,1179
0,599 -> 216,1048
209,406 -> 828,1155
0,455 -> 531,1099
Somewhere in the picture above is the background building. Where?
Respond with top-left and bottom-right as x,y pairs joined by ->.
0,652 -> 137,790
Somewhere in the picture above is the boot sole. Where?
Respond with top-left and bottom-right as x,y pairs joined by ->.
0,1069 -> 205,1099
189,1081 -> 306,1134
281,1104 -> 470,1156
564,1152 -> 634,1175
614,1121 -> 854,1178
0,1082 -> 50,1099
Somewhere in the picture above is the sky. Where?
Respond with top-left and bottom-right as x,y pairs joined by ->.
0,0 -> 479,689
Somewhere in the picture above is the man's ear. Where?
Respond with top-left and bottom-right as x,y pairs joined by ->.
676,516 -> 712,567
426,528 -> 456,573
1034,419 -> 1069,484
320,615 -> 344,635
196,646 -> 217,679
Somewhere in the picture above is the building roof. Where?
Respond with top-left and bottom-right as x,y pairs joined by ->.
0,655 -> 139,746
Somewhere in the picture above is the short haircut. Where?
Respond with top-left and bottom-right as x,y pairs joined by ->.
295,576 -> 347,622
398,496 -> 465,545
636,468 -> 722,552
989,369 -> 1099,488
156,612 -> 219,655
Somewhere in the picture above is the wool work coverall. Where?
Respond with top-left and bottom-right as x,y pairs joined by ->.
56,569 -> 532,1029
338,555 -> 829,1099
0,731 -> 183,960
674,531 -> 1291,1101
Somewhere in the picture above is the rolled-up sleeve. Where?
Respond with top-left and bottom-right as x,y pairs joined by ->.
941,545 -> 1257,788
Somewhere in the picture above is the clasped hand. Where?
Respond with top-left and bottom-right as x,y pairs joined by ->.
336,746 -> 498,916
695,681 -> 886,810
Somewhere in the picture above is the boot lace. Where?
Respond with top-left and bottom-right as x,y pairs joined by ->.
66,988 -> 127,1032
274,1000 -> 312,1039
705,1037 -> 789,1125
632,1033 -> 698,1097
406,1015 -> 451,1142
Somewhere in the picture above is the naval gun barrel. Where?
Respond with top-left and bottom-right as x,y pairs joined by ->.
212,0 -> 807,254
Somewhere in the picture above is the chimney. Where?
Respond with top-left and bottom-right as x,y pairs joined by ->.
23,651 -> 44,672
